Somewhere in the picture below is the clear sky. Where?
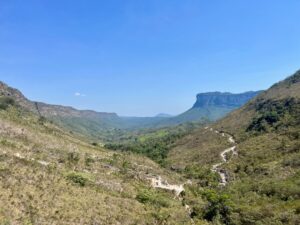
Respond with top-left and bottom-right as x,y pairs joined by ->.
0,0 -> 299,116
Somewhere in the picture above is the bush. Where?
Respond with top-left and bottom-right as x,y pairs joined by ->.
66,172 -> 89,187
120,159 -> 131,174
136,189 -> 170,208
151,210 -> 171,224
91,142 -> 98,146
67,152 -> 80,164
38,116 -> 47,124
184,165 -> 219,187
201,189 -> 234,224
85,154 -> 95,166
256,180 -> 300,201
283,156 -> 300,168
0,96 -> 15,110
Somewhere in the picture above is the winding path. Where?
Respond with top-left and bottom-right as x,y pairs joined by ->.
147,127 -> 237,222
207,127 -> 238,186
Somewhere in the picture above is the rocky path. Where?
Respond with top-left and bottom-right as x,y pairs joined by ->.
148,176 -> 185,197
206,127 -> 238,185
148,176 -> 194,222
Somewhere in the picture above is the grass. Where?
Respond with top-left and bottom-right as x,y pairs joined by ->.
136,188 -> 171,208
0,105 -> 192,225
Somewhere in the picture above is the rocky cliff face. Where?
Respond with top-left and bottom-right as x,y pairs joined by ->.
169,91 -> 263,124
192,91 -> 262,108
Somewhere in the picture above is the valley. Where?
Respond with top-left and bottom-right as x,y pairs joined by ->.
0,70 -> 300,224
2,0 -> 300,224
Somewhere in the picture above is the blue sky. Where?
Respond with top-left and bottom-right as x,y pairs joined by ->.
0,0 -> 299,116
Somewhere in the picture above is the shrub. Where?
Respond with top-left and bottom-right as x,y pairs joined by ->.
252,176 -> 300,201
38,116 -> 47,124
66,172 -> 89,187
85,154 -> 95,166
184,165 -> 219,187
0,96 -> 15,110
201,189 -> 234,224
283,156 -> 300,168
121,159 -> 131,174
136,189 -> 170,208
67,152 -> 80,164
91,142 -> 98,146
151,210 -> 171,224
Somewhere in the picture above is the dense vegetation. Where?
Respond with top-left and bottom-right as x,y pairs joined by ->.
105,123 -> 199,165
224,97 -> 300,224
247,98 -> 300,132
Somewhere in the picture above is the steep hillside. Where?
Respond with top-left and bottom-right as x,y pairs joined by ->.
0,81 -> 125,140
0,94 -> 194,224
167,70 -> 300,224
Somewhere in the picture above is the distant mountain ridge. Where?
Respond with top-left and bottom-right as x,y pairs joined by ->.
0,80 -> 262,140
155,113 -> 173,118
0,81 -> 118,119
192,91 -> 262,108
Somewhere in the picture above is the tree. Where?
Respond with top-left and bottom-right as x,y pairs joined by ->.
202,190 -> 233,224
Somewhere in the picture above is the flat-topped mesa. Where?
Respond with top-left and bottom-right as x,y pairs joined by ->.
173,91 -> 262,124
193,91 -> 262,108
